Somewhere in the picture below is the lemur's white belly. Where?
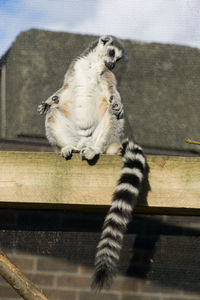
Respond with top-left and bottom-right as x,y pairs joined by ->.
70,77 -> 107,130
72,91 -> 101,128
59,59 -> 108,133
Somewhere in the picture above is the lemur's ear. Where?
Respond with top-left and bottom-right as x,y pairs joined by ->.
100,35 -> 112,45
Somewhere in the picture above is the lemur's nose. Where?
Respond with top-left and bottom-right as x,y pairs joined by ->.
106,61 -> 115,70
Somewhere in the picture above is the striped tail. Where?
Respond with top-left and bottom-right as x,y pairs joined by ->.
91,139 -> 146,290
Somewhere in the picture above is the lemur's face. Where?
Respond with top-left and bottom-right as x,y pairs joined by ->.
99,36 -> 128,70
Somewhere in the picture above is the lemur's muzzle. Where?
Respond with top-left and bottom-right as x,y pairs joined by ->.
105,61 -> 116,70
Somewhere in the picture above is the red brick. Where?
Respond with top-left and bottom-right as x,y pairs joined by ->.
142,280 -> 180,295
183,290 -> 200,299
43,288 -> 76,300
37,257 -> 78,273
0,276 -> 10,287
122,295 -> 160,300
79,291 -> 118,300
111,276 -> 142,292
78,265 -> 93,276
8,255 -> 35,271
0,285 -> 21,298
56,274 -> 91,289
164,297 -> 199,300
25,272 -> 55,287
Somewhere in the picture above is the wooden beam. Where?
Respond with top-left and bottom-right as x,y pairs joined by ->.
0,151 -> 199,214
0,249 -> 49,300
0,65 -> 6,138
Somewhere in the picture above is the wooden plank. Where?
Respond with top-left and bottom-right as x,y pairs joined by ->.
0,65 -> 6,138
0,151 -> 199,212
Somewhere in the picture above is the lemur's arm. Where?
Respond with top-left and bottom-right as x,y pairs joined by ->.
101,69 -> 124,119
109,94 -> 124,119
37,61 -> 75,115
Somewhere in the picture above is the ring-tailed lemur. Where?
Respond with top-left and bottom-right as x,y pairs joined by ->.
38,35 -> 146,290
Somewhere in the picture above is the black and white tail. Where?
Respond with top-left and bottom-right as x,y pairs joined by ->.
91,139 -> 146,290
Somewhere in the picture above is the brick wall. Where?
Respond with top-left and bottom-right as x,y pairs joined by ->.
0,209 -> 199,300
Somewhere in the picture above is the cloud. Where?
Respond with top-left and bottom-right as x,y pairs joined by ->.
72,0 -> 200,47
22,0 -> 98,30
0,0 -> 200,58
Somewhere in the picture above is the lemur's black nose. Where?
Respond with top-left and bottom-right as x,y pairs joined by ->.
105,61 -> 116,70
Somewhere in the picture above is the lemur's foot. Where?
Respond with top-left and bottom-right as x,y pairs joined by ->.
109,95 -> 124,119
37,102 -> 50,114
106,142 -> 122,155
61,146 -> 73,160
80,147 -> 97,160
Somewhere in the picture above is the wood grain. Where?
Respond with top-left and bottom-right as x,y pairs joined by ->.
0,250 -> 49,300
0,152 -> 199,213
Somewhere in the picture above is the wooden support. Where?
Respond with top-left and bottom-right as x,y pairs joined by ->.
185,138 -> 200,146
0,249 -> 48,300
0,151 -> 199,214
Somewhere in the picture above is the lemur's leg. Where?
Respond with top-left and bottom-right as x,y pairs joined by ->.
45,108 -> 80,159
80,110 -> 123,160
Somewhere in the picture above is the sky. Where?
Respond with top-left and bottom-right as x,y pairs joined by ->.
0,0 -> 200,58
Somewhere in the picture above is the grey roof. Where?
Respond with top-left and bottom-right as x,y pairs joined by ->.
0,29 -> 199,155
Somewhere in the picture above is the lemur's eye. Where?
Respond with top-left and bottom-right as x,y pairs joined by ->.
109,49 -> 115,57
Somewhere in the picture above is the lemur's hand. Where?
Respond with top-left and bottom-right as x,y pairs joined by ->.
37,95 -> 59,115
109,95 -> 124,119
37,102 -> 50,114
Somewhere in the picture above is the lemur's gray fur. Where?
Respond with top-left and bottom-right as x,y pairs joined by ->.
38,35 -> 146,290
38,35 -> 126,159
